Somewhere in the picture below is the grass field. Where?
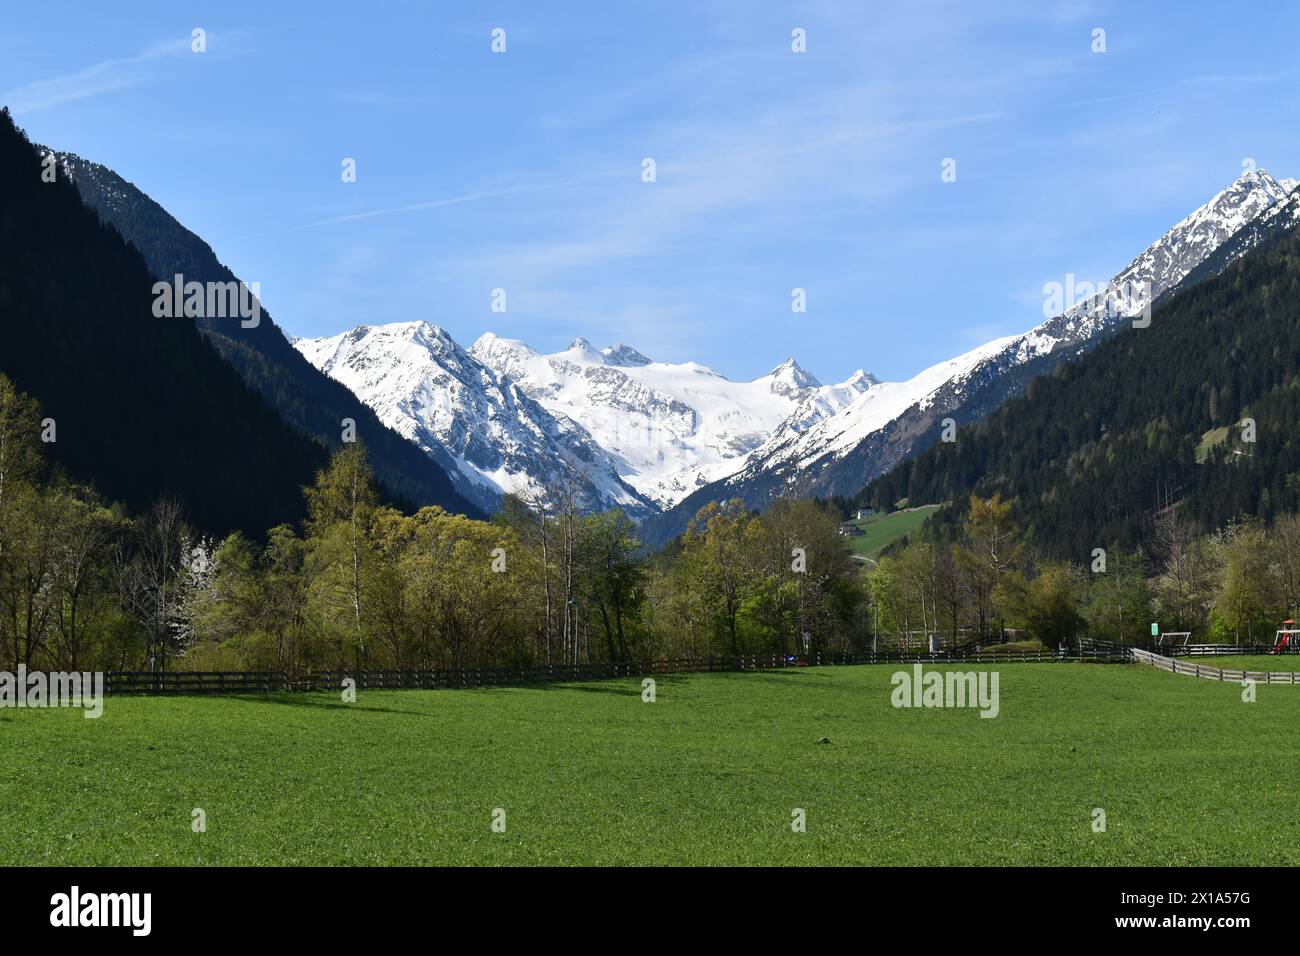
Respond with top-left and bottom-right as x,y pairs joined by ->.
1196,425 -> 1230,463
847,504 -> 941,557
4,662 -> 1300,866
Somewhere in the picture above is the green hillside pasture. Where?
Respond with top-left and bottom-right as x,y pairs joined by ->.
1195,425 -> 1230,463
848,504 -> 941,557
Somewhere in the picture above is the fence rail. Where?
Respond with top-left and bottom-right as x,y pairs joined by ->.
1163,643 -> 1300,657
95,641 -> 1300,696
96,645 -> 1130,696
1128,647 -> 1300,683
104,671 -> 291,695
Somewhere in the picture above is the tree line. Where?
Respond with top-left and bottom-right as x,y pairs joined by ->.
0,373 -> 867,674
871,493 -> 1300,648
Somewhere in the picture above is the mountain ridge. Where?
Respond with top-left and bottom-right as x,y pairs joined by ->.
0,108 -> 326,535
43,145 -> 482,519
859,216 -> 1300,555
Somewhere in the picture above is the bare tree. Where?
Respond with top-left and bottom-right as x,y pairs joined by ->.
123,498 -> 192,671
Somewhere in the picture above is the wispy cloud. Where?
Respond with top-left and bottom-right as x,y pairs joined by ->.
428,91 -> 1012,288
1,37 -> 190,114
276,168 -> 625,234
285,189 -> 525,232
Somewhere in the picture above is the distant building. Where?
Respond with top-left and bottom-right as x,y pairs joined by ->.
855,508 -> 876,520
838,522 -> 865,537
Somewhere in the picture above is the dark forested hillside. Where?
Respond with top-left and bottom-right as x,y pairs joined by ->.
49,146 -> 481,519
858,225 -> 1300,559
0,108 -> 329,535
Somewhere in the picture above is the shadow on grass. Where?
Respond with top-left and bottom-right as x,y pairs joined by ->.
513,668 -> 823,695
521,674 -> 698,696
702,669 -> 824,687
222,693 -> 437,719
135,669 -> 815,712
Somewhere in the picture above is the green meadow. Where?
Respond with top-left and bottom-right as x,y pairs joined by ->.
3,662 -> 1298,866
848,505 -> 941,557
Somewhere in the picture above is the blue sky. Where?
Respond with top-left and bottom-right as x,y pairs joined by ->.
4,1 -> 1299,383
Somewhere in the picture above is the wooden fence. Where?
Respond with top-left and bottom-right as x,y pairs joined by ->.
1076,638 -> 1140,661
98,642 -> 1300,695
1129,647 -> 1300,684
100,645 -> 1109,696
1163,643 -> 1300,658
105,671 -> 293,695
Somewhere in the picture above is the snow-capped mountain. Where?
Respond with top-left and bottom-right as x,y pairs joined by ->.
468,334 -> 874,508
765,168 -> 1299,476
294,322 -> 658,518
298,167 -> 1297,543
638,167 -> 1300,545
297,325 -> 874,515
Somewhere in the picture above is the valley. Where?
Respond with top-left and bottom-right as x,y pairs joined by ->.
5,1 -> 1300,899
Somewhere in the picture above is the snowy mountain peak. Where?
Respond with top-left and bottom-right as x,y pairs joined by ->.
1226,169 -> 1286,215
471,330 -> 534,356
602,344 -> 653,367
1236,166 -> 1290,196
766,357 -> 821,396
565,336 -> 603,359
467,332 -> 538,382
1187,167 -> 1291,235
404,319 -> 459,351
844,369 -> 878,390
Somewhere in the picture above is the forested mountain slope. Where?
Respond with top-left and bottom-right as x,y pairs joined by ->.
0,109 -> 327,534
857,225 -> 1300,558
46,143 -> 480,518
